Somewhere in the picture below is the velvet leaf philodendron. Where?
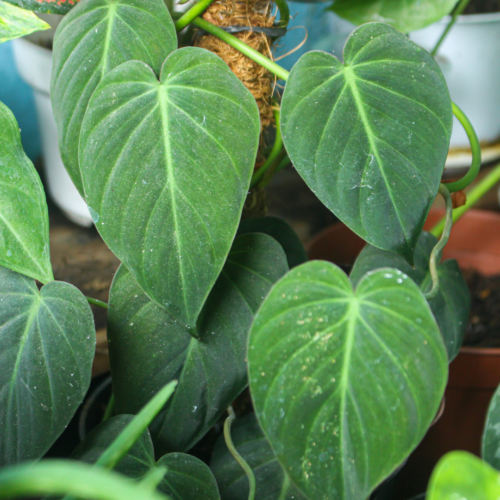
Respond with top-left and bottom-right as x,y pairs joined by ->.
0,0 -> 477,497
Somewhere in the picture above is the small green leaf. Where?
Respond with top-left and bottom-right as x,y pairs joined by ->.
211,413 -> 307,500
73,415 -> 155,479
0,267 -> 95,466
72,416 -> 220,499
81,47 -> 260,330
157,453 -> 221,500
483,384 -> 500,470
108,233 -> 288,454
2,0 -> 80,15
330,0 -> 458,33
350,232 -> 470,362
248,261 -> 448,500
0,102 -> 52,283
238,217 -> 307,269
281,23 -> 452,262
0,1 -> 49,43
428,452 -> 500,500
51,0 -> 177,194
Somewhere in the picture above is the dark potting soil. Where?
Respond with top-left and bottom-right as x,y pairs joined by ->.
464,271 -> 500,347
463,0 -> 500,14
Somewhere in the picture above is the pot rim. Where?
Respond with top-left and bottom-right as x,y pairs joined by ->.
13,36 -> 52,56
459,346 -> 500,356
437,11 -> 500,25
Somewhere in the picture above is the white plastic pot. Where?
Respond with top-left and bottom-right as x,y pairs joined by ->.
12,36 -> 93,227
411,13 -> 500,165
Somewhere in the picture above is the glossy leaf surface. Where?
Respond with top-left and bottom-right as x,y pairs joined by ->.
157,453 -> 220,500
248,261 -> 448,500
281,23 -> 452,262
211,413 -> 306,500
330,0 -> 457,33
0,102 -> 52,283
428,452 -> 500,500
483,384 -> 500,470
81,48 -> 260,330
51,0 -> 177,194
108,233 -> 288,454
0,267 -> 95,466
0,1 -> 49,43
238,216 -> 307,269
350,231 -> 470,361
3,0 -> 80,15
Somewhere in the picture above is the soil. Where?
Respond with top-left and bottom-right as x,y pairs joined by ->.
463,0 -> 500,14
464,270 -> 500,347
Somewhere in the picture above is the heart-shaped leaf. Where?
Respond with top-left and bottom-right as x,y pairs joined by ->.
248,261 -> 448,500
0,267 -> 95,466
0,102 -> 52,283
211,413 -> 307,500
281,23 -> 452,263
81,48 -> 260,330
72,415 -> 221,499
51,0 -> 177,194
2,0 -> 80,15
350,232 -> 470,362
428,452 -> 500,500
238,217 -> 307,270
108,233 -> 287,454
329,0 -> 458,33
482,384 -> 500,470
0,1 -> 49,43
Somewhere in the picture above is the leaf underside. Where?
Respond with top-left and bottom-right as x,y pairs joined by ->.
0,267 -> 95,466
81,47 -> 260,330
108,233 -> 288,454
249,261 -> 448,500
0,1 -> 49,43
281,23 -> 452,263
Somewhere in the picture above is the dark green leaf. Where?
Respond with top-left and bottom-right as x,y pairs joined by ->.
0,102 -> 53,283
428,452 -> 500,500
0,267 -> 95,466
108,233 -> 288,454
0,1 -> 49,42
350,232 -> 470,362
248,261 -> 448,500
281,23 -> 452,263
330,0 -> 458,33
51,0 -> 177,194
157,453 -> 220,500
482,384 -> 500,470
2,0 -> 80,15
238,217 -> 307,269
81,47 -> 260,331
72,415 -> 155,479
71,416 -> 220,499
211,413 -> 306,500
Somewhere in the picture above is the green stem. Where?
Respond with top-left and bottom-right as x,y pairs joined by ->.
431,0 -> 471,57
192,17 -> 290,81
274,0 -> 290,27
96,381 -> 177,470
425,184 -> 453,300
102,394 -> 115,422
224,407 -> 256,500
0,461 -> 169,500
175,0 -> 215,31
431,161 -> 500,237
445,102 -> 481,193
139,467 -> 167,492
86,297 -> 108,310
251,107 -> 282,187
259,147 -> 288,187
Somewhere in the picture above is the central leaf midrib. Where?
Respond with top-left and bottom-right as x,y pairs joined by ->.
343,66 -> 409,245
101,2 -> 118,77
158,87 -> 188,322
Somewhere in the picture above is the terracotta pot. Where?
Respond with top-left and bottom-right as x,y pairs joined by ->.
308,209 -> 500,498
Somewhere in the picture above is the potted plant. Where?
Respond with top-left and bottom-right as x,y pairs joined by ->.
0,0 -> 488,499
